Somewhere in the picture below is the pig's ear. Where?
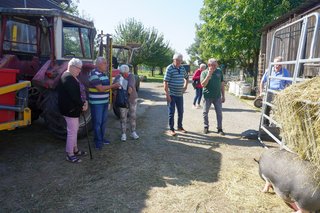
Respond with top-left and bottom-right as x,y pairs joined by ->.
254,158 -> 260,164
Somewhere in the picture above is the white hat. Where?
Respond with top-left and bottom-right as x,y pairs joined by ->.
172,53 -> 183,60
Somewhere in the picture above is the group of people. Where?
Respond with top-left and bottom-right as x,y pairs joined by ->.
164,53 -> 226,137
163,54 -> 291,138
57,53 -> 290,163
57,57 -> 139,163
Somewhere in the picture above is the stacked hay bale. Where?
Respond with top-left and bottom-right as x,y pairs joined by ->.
273,77 -> 320,169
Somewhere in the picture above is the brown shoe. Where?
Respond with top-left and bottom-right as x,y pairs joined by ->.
177,128 -> 187,133
168,130 -> 176,136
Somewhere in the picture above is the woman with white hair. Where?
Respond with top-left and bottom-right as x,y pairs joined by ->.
114,64 -> 139,141
58,58 -> 88,163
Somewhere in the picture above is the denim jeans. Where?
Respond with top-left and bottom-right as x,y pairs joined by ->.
193,88 -> 203,105
90,103 -> 108,148
168,95 -> 184,131
203,98 -> 223,130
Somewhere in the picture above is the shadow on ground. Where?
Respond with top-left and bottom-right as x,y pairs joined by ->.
0,83 -> 219,212
0,81 -> 274,212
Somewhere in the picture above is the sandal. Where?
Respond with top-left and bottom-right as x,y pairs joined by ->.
74,150 -> 87,156
66,155 -> 82,163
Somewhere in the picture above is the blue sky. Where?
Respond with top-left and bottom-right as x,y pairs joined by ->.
77,0 -> 203,61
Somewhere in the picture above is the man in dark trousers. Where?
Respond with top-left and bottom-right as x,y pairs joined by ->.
201,58 -> 225,135
163,53 -> 189,136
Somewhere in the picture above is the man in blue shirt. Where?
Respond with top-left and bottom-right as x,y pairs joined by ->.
164,53 -> 189,136
259,56 -> 291,125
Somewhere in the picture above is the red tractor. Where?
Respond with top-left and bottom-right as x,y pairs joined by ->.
0,7 -> 136,139
0,7 -> 141,138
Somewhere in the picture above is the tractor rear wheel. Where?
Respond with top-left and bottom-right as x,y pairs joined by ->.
28,86 -> 42,121
40,90 -> 91,140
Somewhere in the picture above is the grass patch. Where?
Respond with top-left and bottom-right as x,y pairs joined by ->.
138,70 -> 164,83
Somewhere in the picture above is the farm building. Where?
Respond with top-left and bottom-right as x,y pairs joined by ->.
258,0 -> 320,167
258,0 -> 320,84
0,0 -> 68,9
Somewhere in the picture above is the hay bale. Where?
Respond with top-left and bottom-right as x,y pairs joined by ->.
273,77 -> 320,169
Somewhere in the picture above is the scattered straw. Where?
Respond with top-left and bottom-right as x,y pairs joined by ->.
273,77 -> 320,169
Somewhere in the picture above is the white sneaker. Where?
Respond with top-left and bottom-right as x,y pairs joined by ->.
121,133 -> 127,141
131,131 -> 139,140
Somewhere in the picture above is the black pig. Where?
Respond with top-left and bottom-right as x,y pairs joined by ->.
258,148 -> 320,213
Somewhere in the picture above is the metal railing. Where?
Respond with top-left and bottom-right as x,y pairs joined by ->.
258,12 -> 320,151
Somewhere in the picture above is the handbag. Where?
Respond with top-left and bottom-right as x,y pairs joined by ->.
115,88 -> 129,108
192,80 -> 199,89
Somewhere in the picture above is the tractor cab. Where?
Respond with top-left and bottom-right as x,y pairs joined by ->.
0,7 -> 96,136
0,8 -> 96,79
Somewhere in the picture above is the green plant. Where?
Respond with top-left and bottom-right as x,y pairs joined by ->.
138,70 -> 163,83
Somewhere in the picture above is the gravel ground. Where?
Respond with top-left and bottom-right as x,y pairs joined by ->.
0,79 -> 290,212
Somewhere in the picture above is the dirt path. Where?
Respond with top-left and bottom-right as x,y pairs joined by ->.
0,81 -> 290,212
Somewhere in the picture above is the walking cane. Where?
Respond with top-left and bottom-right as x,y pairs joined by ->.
82,113 -> 93,160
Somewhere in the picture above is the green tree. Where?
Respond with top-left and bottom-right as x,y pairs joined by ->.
157,49 -> 174,75
186,31 -> 204,65
114,18 -> 148,74
191,0 -> 305,83
114,18 -> 173,74
60,0 -> 80,16
141,28 -> 171,76
61,0 -> 93,21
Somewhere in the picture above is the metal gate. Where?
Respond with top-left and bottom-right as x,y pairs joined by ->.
258,12 -> 320,150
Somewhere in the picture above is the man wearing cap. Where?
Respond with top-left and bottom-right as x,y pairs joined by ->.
164,53 -> 189,136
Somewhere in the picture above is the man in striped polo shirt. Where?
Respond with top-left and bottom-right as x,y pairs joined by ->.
164,53 -> 189,136
89,57 -> 120,149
